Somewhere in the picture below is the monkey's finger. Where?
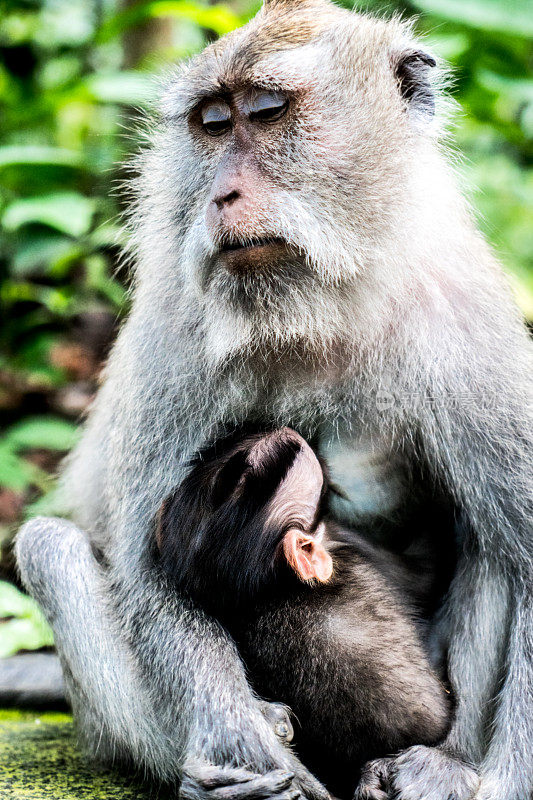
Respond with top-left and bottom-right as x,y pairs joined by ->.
293,775 -> 330,800
191,764 -> 264,789
179,768 -> 277,800
287,755 -> 330,800
263,790 -> 301,800
217,789 -> 300,800
208,770 -> 295,800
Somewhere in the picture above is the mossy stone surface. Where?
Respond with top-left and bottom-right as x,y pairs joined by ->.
0,709 -> 152,799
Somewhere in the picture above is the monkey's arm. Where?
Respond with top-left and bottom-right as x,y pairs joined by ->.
110,563 -> 325,797
423,367 -> 533,800
16,518 -> 178,776
358,319 -> 533,800
16,516 -> 327,800
38,325 -> 330,800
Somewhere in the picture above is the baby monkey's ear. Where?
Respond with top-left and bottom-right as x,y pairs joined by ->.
282,527 -> 333,583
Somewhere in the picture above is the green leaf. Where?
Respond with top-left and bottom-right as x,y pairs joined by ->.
85,254 -> 127,308
0,445 -> 34,492
0,582 -> 42,620
6,333 -> 68,388
85,71 -> 156,106
10,233 -> 80,277
411,0 -> 533,36
35,1 -> 94,47
0,618 -> 54,658
426,32 -> 470,60
89,222 -> 128,249
1,280 -> 75,316
24,488 -> 67,521
2,193 -> 97,238
0,146 -> 86,170
147,1 -> 242,35
98,1 -> 242,43
509,272 -> 533,321
476,71 -> 533,104
0,582 -> 54,658
6,417 -> 80,452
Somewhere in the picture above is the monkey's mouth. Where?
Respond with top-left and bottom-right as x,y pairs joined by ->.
216,237 -> 299,275
219,237 -> 286,254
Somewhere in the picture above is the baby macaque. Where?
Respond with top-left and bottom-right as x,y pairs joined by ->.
156,429 -> 451,797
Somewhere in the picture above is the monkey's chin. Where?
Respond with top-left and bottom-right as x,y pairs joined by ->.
216,239 -> 302,276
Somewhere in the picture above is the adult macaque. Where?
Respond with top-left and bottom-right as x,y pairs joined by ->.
156,427 -> 451,798
16,0 -> 532,798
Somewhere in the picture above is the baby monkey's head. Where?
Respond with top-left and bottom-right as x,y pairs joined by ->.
156,428 -> 333,611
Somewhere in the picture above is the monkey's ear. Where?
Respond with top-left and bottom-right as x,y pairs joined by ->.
394,50 -> 437,117
282,530 -> 333,583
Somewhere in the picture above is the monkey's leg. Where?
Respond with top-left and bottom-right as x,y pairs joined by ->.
475,582 -> 533,800
16,517 -> 325,800
355,555 -> 520,800
383,563 -> 532,800
16,517 -> 182,778
109,565 -> 329,800
355,747 -> 479,800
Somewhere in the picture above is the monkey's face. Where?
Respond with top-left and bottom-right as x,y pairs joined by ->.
157,428 -> 332,609
149,0 -> 439,352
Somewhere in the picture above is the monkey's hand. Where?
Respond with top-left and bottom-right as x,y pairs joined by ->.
180,702 -> 318,800
179,756 -> 329,800
181,694 -> 328,800
180,762 -> 299,800
354,746 -> 480,800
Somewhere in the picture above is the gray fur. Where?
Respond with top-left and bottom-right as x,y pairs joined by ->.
16,1 -> 533,799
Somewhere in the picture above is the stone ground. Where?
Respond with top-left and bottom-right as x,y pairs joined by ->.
0,709 -> 155,799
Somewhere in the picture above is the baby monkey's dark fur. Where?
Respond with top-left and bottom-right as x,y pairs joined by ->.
157,429 -> 451,798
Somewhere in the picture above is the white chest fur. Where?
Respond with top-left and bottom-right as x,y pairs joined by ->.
319,428 -> 407,530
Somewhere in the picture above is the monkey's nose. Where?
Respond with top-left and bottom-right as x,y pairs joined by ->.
206,191 -> 247,232
213,189 -> 240,210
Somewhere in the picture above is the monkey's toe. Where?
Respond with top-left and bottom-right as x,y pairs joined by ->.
259,701 -> 294,744
354,757 -> 393,800
386,745 -> 480,800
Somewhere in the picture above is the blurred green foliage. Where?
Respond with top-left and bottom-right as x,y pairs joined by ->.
0,0 -> 531,592
0,0 -> 259,550
0,579 -> 53,657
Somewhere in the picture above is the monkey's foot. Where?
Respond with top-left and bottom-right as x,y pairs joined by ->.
179,761 -> 304,800
353,757 -> 393,800
474,774 -> 531,800
354,746 -> 480,800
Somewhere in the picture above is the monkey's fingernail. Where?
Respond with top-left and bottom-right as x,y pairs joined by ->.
273,770 -> 294,781
268,771 -> 295,791
274,721 -> 293,741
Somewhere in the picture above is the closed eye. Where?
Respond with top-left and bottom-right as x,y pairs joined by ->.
200,99 -> 232,137
246,90 -> 289,124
